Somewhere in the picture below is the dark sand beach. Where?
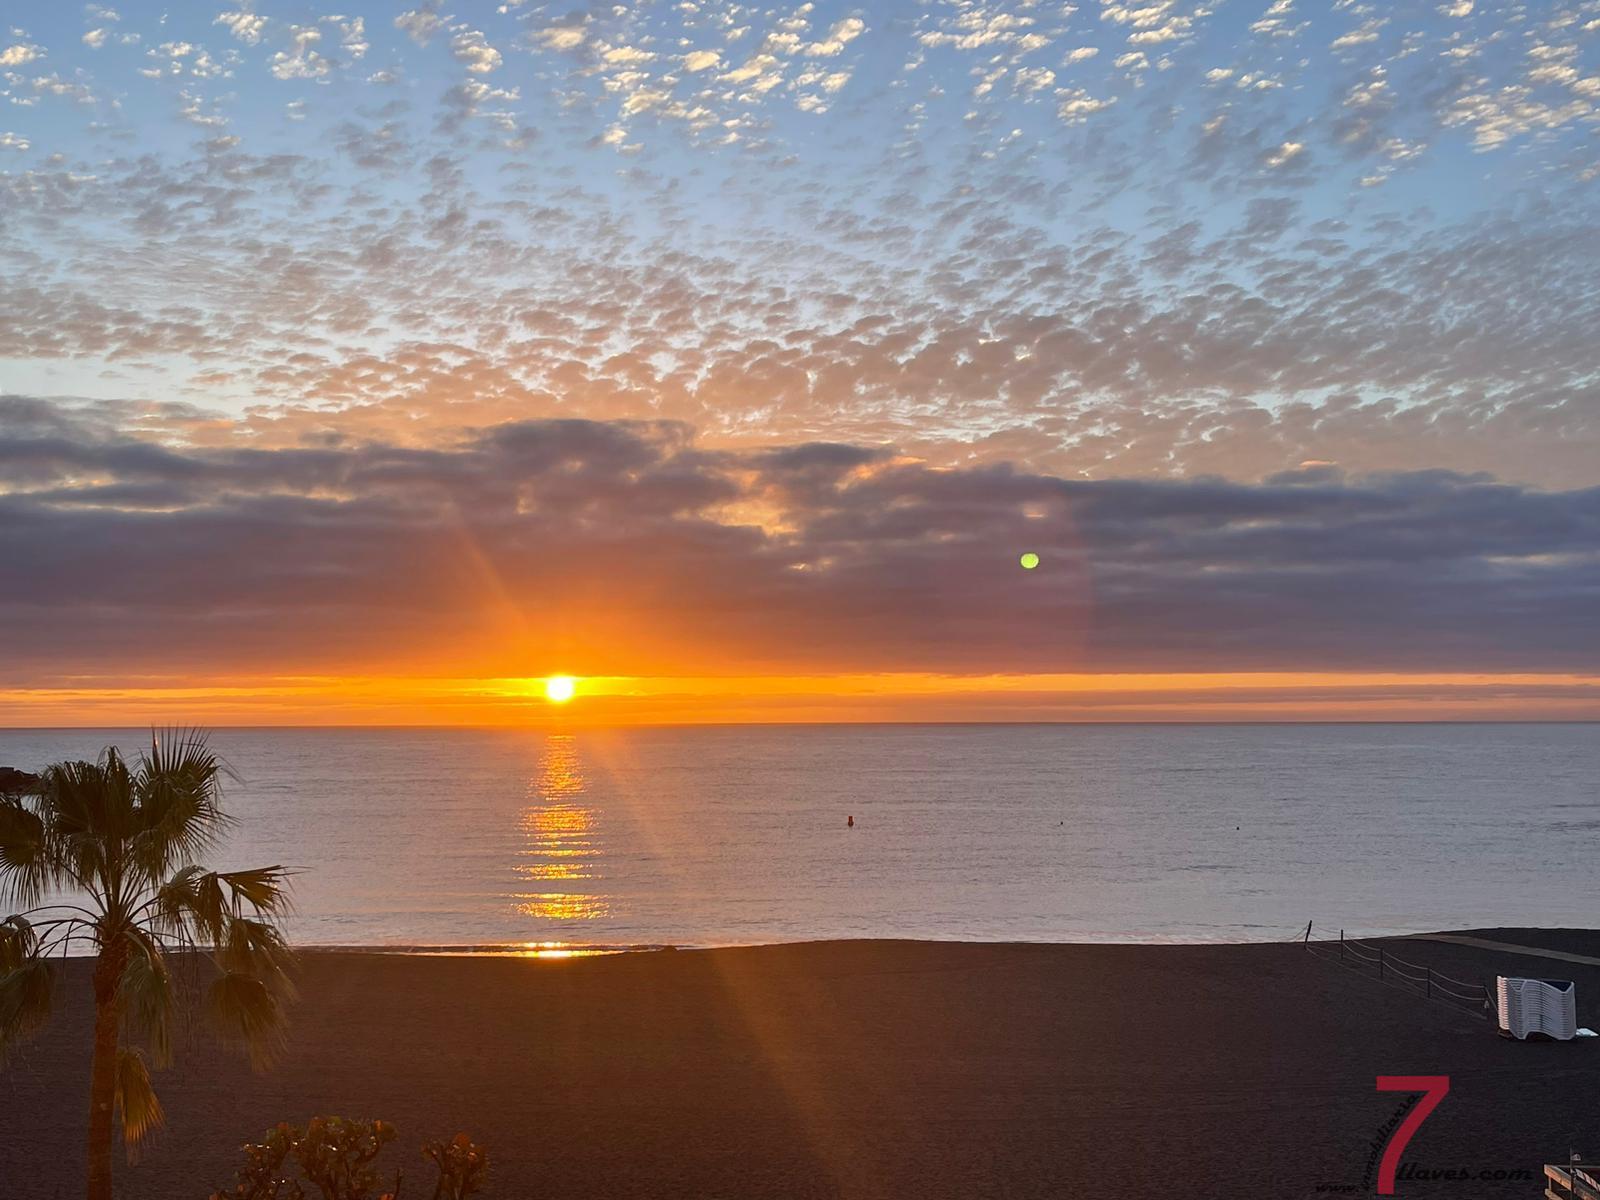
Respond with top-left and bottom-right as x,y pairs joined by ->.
4,932 -> 1598,1199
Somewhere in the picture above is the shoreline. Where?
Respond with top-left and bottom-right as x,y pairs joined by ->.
6,930 -> 1599,1198
286,923 -> 1530,955
35,924 -> 1582,960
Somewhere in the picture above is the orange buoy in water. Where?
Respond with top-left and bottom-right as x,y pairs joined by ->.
847,815 -> 854,828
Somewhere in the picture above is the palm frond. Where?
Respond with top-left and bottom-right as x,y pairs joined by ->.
131,729 -> 233,881
220,866 -> 293,916
148,864 -> 207,938
0,800 -> 56,907
0,914 -> 39,970
114,1046 -> 166,1155
149,863 -> 293,946
36,759 -> 127,892
90,748 -> 138,846
154,867 -> 229,945
218,916 -> 296,994
143,727 -> 239,789
206,970 -> 286,1071
118,929 -> 174,1067
15,910 -> 100,957
0,956 -> 55,1061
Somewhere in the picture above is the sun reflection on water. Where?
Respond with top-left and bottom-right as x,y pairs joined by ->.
510,941 -> 615,959
511,893 -> 611,920
512,735 -> 610,923
397,942 -> 625,960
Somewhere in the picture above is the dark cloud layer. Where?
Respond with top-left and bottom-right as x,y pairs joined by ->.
2,398 -> 1595,683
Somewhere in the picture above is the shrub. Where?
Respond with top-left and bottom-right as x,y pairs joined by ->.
421,1133 -> 488,1200
210,1118 -> 486,1200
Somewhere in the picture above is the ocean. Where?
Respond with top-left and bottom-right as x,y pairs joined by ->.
0,724 -> 1593,948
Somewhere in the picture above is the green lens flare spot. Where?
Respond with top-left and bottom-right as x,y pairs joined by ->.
1019,552 -> 1040,570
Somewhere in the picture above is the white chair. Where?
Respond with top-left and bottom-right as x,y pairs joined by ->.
1497,976 -> 1577,1040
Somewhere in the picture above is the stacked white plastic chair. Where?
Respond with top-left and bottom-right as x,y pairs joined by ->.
1496,976 -> 1577,1040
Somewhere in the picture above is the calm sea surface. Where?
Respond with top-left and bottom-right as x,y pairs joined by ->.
0,725 -> 1594,947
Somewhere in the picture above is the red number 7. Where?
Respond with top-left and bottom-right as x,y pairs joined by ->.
1374,1076 -> 1450,1195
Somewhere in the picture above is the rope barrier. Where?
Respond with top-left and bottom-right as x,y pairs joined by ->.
1341,937 -> 1485,991
1299,920 -> 1493,1019
1303,940 -> 1489,1017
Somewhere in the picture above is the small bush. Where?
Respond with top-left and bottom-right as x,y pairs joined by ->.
208,1123 -> 298,1200
209,1118 -> 487,1200
422,1134 -> 488,1200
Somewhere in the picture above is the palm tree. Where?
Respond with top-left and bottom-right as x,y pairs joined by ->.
0,730 -> 294,1200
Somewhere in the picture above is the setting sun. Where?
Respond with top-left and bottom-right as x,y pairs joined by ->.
543,676 -> 578,704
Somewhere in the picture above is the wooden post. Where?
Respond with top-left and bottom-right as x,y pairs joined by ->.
1304,920 -> 1312,944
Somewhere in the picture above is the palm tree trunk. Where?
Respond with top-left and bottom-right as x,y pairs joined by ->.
86,944 -> 125,1200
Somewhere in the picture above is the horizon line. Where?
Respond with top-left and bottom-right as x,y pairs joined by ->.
4,718 -> 1598,732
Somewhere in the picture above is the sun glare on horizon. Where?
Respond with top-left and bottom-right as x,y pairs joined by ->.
544,676 -> 578,704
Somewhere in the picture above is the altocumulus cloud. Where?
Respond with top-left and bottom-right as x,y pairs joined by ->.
1,397 -> 1596,684
2,1 -> 1599,493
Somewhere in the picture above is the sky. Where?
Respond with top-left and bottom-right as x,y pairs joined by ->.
0,0 -> 1597,723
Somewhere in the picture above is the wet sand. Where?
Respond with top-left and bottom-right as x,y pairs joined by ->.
3,931 -> 1598,1199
